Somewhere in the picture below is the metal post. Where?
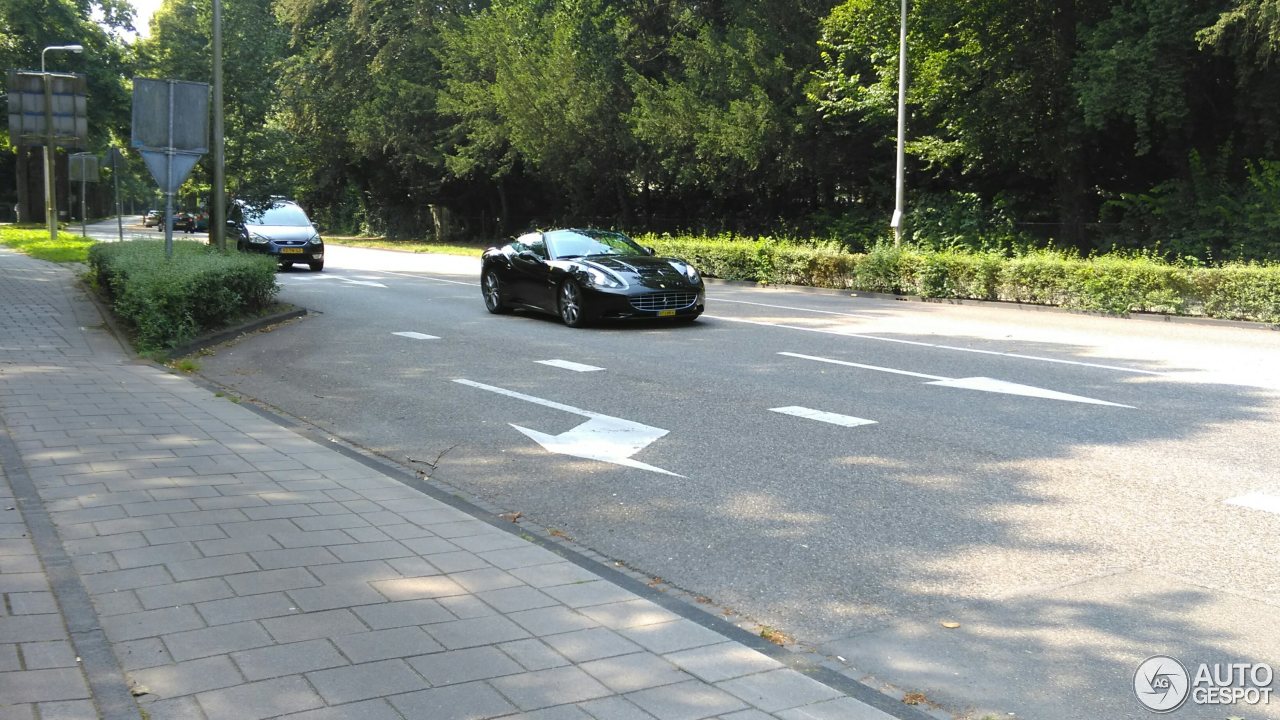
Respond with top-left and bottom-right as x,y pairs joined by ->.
81,165 -> 87,237
891,0 -> 908,245
164,80 -> 175,258
113,150 -> 123,242
42,73 -> 58,243
212,0 -> 226,250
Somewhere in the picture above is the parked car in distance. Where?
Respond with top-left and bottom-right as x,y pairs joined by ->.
480,228 -> 704,327
228,198 -> 324,271
175,211 -> 196,233
142,209 -> 160,228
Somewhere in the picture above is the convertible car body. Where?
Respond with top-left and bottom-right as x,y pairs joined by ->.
481,229 -> 705,327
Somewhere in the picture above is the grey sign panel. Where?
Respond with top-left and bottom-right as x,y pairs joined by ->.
131,78 -> 209,153
139,150 -> 200,195
69,153 -> 100,182
6,70 -> 89,147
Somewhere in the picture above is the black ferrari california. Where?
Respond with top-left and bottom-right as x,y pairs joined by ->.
480,229 -> 705,327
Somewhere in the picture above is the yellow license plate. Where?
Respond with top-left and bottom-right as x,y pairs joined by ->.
281,248 -> 304,254
658,309 -> 676,317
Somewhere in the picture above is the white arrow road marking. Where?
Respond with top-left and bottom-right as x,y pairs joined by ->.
287,275 -> 387,288
1225,492 -> 1280,515
453,379 -> 680,476
779,351 -> 1134,408
770,406 -> 877,428
536,359 -> 605,372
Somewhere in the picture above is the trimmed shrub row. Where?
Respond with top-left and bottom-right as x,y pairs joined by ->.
637,234 -> 1280,325
88,240 -> 280,353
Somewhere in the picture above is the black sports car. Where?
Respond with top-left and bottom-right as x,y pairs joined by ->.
481,229 -> 705,327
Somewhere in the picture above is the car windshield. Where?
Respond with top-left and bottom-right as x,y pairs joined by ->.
546,230 -> 644,259
242,202 -> 311,227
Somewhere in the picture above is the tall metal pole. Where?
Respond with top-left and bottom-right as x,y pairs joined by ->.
164,80 -> 175,259
42,72 -> 58,243
113,149 -> 123,242
891,0 -> 908,245
80,159 -> 87,237
212,0 -> 226,250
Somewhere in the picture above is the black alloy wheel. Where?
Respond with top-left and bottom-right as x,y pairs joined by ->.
558,279 -> 588,327
482,268 -> 509,314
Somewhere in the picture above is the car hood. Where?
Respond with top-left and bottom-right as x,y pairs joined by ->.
582,255 -> 700,289
246,225 -> 317,243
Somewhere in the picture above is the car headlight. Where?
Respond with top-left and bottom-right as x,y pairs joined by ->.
670,261 -> 701,285
248,233 -> 269,245
308,234 -> 323,246
583,266 -> 625,289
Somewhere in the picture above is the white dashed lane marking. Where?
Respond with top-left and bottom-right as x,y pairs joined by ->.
392,331 -> 440,340
536,360 -> 605,372
770,406 -> 878,428
1225,493 -> 1280,515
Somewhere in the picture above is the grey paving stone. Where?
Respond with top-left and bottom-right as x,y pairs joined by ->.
306,658 -> 427,704
137,577 -> 236,610
542,580 -> 638,609
0,615 -> 73,643
352,597 -> 454,629
489,666 -> 612,711
8,591 -> 57,614
286,582 -> 387,612
294,514 -> 369,532
625,680 -> 748,720
544,628 -> 645,663
400,508 -> 472,527
69,553 -> 118,575
277,699 -> 405,720
133,695 -> 204,720
389,680 -> 518,720
513,706 -> 593,720
449,567 -> 525,594
717,710 -> 776,720
143,525 -> 227,545
168,553 -> 258,582
663,643 -> 784,684
91,589 -> 142,617
81,565 -> 173,594
477,586 -> 559,613
243,504 -> 318,521
776,697 -> 897,720
476,545 -> 563,570
232,638 -> 348,681
129,655 -> 243,697
19,640 -> 77,669
195,534 -> 281,557
508,562 -> 601,589
225,567 -> 320,596
448,531 -> 528,552
308,559 -> 401,585
270,529 -> 356,548
579,600 -> 681,630
112,637 -> 172,671
415,550 -> 488,573
383,556 -> 440,578
425,615 -> 531,649
508,607 -> 600,637
122,499 -> 201,516
95,515 -> 176,536
406,646 -> 522,686
112,542 -> 203,571
62,533 -> 144,556
398,536 -> 461,556
163,620 -> 273,661
197,675 -> 326,720
261,609 -> 367,644
250,546 -> 339,570
103,605 -> 206,642
0,645 -> 20,672
620,620 -> 729,655
33,699 -> 98,720
332,626 -> 443,663
342,526 -> 393,543
370,574 -> 466,601
576,696 -> 661,720
48,505 -> 126,525
194,495 -> 268,511
328,540 -> 413,562
716,669 -> 844,713
215,519 -> 298,539
0,573 -> 48,593
0,666 -> 90,696
578,652 -> 690,693
196,591 -> 299,626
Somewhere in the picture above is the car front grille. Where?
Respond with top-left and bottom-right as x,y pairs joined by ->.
630,291 -> 698,312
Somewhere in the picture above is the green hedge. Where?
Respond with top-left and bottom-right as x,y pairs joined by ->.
636,234 -> 1280,325
88,240 -> 280,352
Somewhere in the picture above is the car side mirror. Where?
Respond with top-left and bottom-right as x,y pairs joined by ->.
516,250 -> 545,265
645,246 -> 656,256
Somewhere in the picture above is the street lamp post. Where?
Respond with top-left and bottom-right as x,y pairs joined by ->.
40,44 -> 83,243
891,0 -> 908,245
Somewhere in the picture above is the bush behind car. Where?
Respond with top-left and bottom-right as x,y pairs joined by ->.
88,240 -> 280,353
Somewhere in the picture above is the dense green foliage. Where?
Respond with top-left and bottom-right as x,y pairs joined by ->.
6,0 -> 1280,260
639,234 -> 1280,324
87,240 -> 279,351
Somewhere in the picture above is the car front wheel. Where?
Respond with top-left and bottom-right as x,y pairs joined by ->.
482,268 -> 509,314
309,260 -> 324,272
558,279 -> 588,327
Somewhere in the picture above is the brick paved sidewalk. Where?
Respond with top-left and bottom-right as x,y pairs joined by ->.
0,248 -> 903,720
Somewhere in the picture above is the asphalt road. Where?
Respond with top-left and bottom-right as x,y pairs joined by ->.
175,242 -> 1280,719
